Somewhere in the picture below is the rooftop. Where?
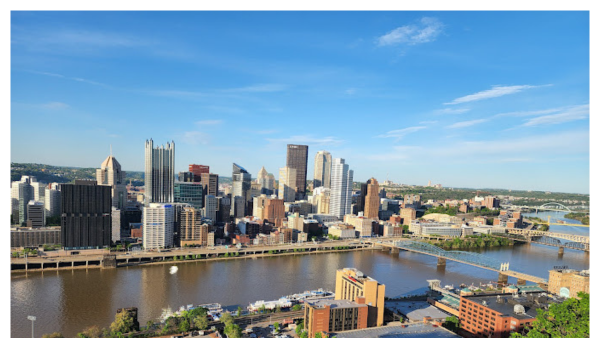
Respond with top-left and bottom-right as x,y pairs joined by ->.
305,299 -> 366,310
463,292 -> 562,320
334,323 -> 459,338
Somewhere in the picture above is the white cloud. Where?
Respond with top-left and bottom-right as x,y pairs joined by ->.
29,70 -> 110,88
182,131 -> 211,145
419,120 -> 438,125
521,104 -> 589,127
445,119 -> 488,129
445,85 -> 550,105
377,17 -> 444,46
434,108 -> 470,115
41,102 -> 69,110
376,126 -> 426,140
195,119 -> 223,126
493,108 -> 562,118
266,135 -> 344,147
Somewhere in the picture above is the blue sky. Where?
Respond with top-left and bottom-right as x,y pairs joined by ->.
10,11 -> 590,193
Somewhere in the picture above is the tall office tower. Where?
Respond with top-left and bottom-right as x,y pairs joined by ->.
61,180 -> 112,249
97,153 -> 127,209
178,171 -> 195,182
111,207 -> 124,243
143,203 -> 174,250
27,201 -> 45,227
144,139 -> 175,206
44,186 -> 61,217
278,166 -> 297,202
200,173 -> 219,201
180,207 -> 202,241
329,158 -> 353,218
286,144 -> 309,200
313,150 -> 332,189
264,198 -> 285,227
357,183 -> 368,214
335,267 -> 386,327
231,195 -> 245,219
364,178 -> 380,219
30,180 -> 46,202
189,164 -> 209,183
311,187 -> 331,214
217,196 -> 231,223
16,176 -> 35,225
253,195 -> 269,219
203,195 -> 218,221
231,163 -> 251,214
174,182 -> 204,209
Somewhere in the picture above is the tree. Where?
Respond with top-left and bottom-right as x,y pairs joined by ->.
77,326 -> 102,338
194,315 -> 208,330
110,310 -> 136,334
42,333 -> 64,338
443,316 -> 460,332
275,305 -> 281,313
295,322 -> 304,335
178,319 -> 190,333
300,332 -> 308,338
224,323 -> 242,338
220,312 -> 234,326
511,292 -> 589,337
274,322 -> 280,332
292,304 -> 303,311
315,332 -> 323,338
237,306 -> 243,316
165,316 -> 181,331
146,320 -> 154,329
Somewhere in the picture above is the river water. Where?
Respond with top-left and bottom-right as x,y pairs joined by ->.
11,233 -> 589,337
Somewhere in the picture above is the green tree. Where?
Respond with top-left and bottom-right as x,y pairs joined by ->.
224,323 -> 242,338
295,322 -> 304,335
274,322 -> 280,332
110,310 -> 136,334
165,316 -> 181,331
443,316 -> 460,332
220,312 -> 234,326
275,305 -> 281,313
292,304 -> 303,311
42,333 -> 64,338
237,306 -> 243,316
146,320 -> 154,329
194,315 -> 209,330
178,318 -> 190,333
315,332 -> 323,338
300,331 -> 309,338
510,292 -> 589,337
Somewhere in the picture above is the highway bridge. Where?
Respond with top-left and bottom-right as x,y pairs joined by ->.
503,228 -> 589,252
368,239 -> 547,287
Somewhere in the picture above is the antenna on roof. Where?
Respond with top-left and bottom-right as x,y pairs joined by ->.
110,144 -> 113,157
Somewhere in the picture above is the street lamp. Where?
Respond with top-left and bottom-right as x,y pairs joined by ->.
27,315 -> 36,338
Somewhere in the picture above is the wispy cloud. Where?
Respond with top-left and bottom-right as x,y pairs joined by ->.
377,17 -> 444,46
13,28 -> 153,51
182,131 -> 211,145
28,70 -> 110,88
445,119 -> 488,129
376,126 -> 426,141
445,84 -> 550,105
493,108 -> 562,118
521,104 -> 589,127
419,120 -> 438,125
266,135 -> 344,147
195,119 -> 223,126
222,84 -> 287,93
434,108 -> 470,115
41,101 -> 69,110
255,129 -> 279,135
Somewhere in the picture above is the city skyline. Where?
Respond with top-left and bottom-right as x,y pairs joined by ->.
10,11 -> 590,193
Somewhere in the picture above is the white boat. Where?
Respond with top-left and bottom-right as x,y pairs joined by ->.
169,266 -> 178,274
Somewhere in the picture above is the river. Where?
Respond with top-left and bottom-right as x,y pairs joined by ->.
521,210 -> 589,236
11,240 -> 589,338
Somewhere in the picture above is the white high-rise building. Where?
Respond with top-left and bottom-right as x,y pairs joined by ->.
44,187 -> 61,218
144,139 -> 175,206
143,203 -> 174,250
329,158 -> 353,218
31,181 -> 46,202
13,176 -> 35,225
313,150 -> 332,189
203,195 -> 218,221
278,166 -> 297,202
97,152 -> 127,209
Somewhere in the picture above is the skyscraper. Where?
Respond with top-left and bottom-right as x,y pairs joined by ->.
44,186 -> 61,218
278,166 -> 297,202
313,150 -> 332,189
143,203 -> 174,250
364,178 -> 380,219
200,173 -> 219,202
286,144 -> 308,200
144,139 -> 175,205
174,182 -> 204,208
15,176 -> 35,225
329,158 -> 353,218
97,152 -> 127,209
357,183 -> 368,214
61,180 -> 112,249
231,163 -> 251,215
189,164 -> 209,182
256,166 -> 274,194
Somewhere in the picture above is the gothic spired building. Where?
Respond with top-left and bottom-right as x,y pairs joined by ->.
286,144 -> 309,200
144,139 -> 175,205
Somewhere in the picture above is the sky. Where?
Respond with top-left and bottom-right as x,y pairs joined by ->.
10,11 -> 590,193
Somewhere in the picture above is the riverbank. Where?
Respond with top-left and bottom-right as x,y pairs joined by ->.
425,235 -> 515,250
11,244 -> 374,273
564,213 -> 590,225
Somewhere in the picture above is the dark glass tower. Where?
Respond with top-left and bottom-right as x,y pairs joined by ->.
61,180 -> 112,249
286,144 -> 308,200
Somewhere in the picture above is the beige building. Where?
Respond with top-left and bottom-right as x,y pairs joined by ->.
335,267 -> 385,327
364,178 -> 380,219
328,224 -> 356,239
180,207 -> 210,246
548,269 -> 589,299
310,187 -> 330,214
278,166 -> 297,202
344,215 -> 373,237
421,213 -> 460,224
399,207 -> 416,225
